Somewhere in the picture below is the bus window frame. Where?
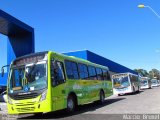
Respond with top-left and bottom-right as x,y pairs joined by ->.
88,65 -> 98,80
102,69 -> 111,81
64,60 -> 80,80
96,67 -> 104,81
78,63 -> 90,80
51,60 -> 66,87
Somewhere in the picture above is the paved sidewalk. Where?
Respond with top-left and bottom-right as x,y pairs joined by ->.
0,103 -> 18,120
0,102 -> 7,114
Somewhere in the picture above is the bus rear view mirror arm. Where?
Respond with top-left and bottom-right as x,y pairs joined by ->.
1,65 -> 10,77
1,67 -> 4,77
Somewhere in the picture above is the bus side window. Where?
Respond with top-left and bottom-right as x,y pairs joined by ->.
65,60 -> 79,80
88,66 -> 97,80
103,69 -> 111,81
130,75 -> 136,83
51,61 -> 65,86
78,63 -> 89,80
107,71 -> 111,80
96,68 -> 103,80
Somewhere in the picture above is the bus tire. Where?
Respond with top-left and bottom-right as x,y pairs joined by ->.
137,86 -> 140,93
34,113 -> 43,117
132,86 -> 135,94
99,90 -> 105,104
66,95 -> 76,113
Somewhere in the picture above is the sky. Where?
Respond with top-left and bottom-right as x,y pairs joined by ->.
0,0 -> 160,72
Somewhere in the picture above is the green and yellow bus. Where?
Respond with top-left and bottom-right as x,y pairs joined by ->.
4,51 -> 112,114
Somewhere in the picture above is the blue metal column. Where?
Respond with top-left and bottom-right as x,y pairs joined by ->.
0,10 -> 35,86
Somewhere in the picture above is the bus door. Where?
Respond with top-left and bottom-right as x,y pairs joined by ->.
87,66 -> 98,101
129,75 -> 139,91
51,60 -> 66,111
103,70 -> 112,96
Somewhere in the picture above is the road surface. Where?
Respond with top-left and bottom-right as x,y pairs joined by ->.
1,86 -> 160,120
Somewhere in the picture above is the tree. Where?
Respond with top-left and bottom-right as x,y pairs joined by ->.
149,69 -> 160,79
134,69 -> 149,77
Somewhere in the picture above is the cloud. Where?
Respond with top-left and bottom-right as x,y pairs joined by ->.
155,49 -> 160,53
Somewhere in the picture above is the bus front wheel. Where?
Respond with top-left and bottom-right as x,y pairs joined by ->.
137,86 -> 140,93
66,95 -> 76,113
34,113 -> 43,117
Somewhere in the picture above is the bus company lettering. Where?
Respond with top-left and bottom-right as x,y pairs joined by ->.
73,84 -> 101,91
73,84 -> 82,90
88,85 -> 101,90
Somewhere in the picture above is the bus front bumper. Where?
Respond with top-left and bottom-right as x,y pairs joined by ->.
113,87 -> 131,95
140,85 -> 149,89
7,97 -> 51,114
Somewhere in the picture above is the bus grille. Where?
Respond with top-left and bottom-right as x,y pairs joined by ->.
15,102 -> 35,106
15,102 -> 36,112
11,93 -> 39,100
16,107 -> 35,112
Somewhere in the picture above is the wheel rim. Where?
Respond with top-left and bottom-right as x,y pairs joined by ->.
68,98 -> 74,110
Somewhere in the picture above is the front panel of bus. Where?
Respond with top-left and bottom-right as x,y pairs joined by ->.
140,78 -> 149,89
7,52 -> 52,114
151,79 -> 159,87
112,74 -> 132,94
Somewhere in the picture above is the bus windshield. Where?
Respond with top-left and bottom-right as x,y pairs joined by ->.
8,61 -> 47,94
141,80 -> 148,86
152,79 -> 157,84
113,75 -> 130,88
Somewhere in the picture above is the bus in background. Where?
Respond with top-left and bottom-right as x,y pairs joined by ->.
151,79 -> 160,87
140,77 -> 152,89
112,73 -> 140,96
158,80 -> 160,86
1,51 -> 113,114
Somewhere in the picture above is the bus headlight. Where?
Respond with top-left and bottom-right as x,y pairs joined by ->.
8,96 -> 13,105
40,90 -> 47,102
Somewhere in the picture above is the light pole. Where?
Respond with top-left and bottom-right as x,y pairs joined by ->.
138,4 -> 160,79
138,4 -> 160,19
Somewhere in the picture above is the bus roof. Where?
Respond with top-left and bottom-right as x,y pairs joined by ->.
51,51 -> 109,70
12,51 -> 109,70
112,72 -> 138,77
13,51 -> 48,61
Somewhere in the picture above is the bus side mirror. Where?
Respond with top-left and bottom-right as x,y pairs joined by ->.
1,67 -> 4,77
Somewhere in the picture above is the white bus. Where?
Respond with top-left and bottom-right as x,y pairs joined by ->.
151,79 -> 160,87
140,77 -> 152,89
112,73 -> 140,95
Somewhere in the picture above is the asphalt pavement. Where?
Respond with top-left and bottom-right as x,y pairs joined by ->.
1,86 -> 160,120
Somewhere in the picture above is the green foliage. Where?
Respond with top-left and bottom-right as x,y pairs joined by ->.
149,69 -> 160,79
134,68 -> 160,79
134,69 -> 149,77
